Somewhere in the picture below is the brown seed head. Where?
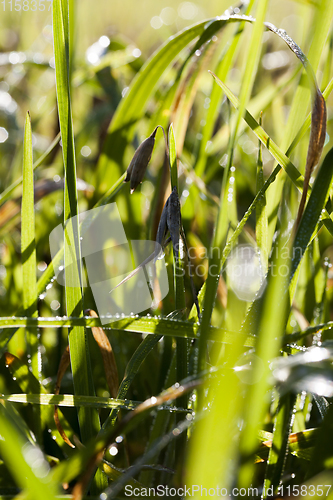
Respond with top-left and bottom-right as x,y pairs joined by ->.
124,127 -> 158,193
167,187 -> 181,258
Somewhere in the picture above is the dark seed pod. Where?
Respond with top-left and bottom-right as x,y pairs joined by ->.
167,187 -> 181,259
124,127 -> 158,193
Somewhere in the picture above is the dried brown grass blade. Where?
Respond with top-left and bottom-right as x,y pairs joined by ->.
87,309 -> 119,398
54,345 -> 75,448
295,90 -> 327,230
72,377 -> 199,499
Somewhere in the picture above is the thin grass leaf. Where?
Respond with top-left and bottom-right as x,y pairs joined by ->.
256,114 -> 268,269
295,90 -> 327,229
21,111 -> 39,376
95,15 -> 262,195
168,124 -> 188,472
291,146 -> 333,281
242,146 -> 333,337
209,73 -> 304,190
71,376 -> 199,497
0,394 -> 153,412
243,146 -> 333,493
264,0 -> 333,244
264,393 -> 297,496
53,345 -> 75,448
238,210 -> 291,489
0,169 -> 128,360
172,45 -> 210,155
53,0 -> 105,491
0,315 -> 256,346
257,428 -> 318,463
209,73 -> 333,236
50,372 -> 196,488
206,67 -> 300,160
306,402 -> 333,479
100,333 -> 163,432
21,111 -> 41,445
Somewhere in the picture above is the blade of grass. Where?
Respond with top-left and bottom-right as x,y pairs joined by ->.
243,146 -> 333,338
238,208 -> 291,489
243,146 -> 333,493
0,403 -> 59,500
0,170 -> 127,360
53,0 -> 106,492
206,67 -> 300,159
168,124 -> 188,476
0,315 -> 256,346
0,393 -> 187,412
95,15 -> 262,195
209,74 -> 333,236
265,0 -> 333,245
256,114 -> 269,269
21,111 -> 41,445
306,401 -> 333,479
21,112 -> 39,377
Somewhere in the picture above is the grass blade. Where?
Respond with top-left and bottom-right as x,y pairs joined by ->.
21,111 -> 41,444
256,114 -> 269,268
21,111 -> 39,376
238,212 -> 291,489
0,404 -> 58,499
169,123 -> 188,474
53,0 -> 106,491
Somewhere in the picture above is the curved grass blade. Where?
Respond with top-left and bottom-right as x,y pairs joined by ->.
295,90 -> 327,228
53,345 -> 75,449
95,15 -> 261,195
209,73 -> 333,236
0,404 -> 59,500
264,0 -> 333,243
243,146 -> 333,338
71,376 -> 199,498
291,146 -> 333,280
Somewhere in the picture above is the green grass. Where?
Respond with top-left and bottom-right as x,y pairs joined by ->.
1,0 -> 333,498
